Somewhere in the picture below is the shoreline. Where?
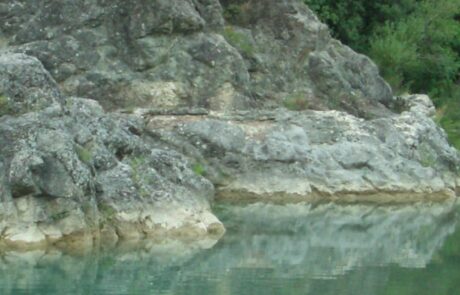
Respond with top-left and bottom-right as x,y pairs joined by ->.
0,194 -> 458,253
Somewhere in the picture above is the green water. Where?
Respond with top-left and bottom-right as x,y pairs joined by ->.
1,202 -> 460,295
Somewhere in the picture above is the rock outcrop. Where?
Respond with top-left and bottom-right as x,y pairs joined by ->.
146,94 -> 459,204
0,0 -> 459,249
1,0 -> 392,117
0,53 -> 224,249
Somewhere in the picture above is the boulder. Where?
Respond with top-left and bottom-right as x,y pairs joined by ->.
0,53 -> 224,248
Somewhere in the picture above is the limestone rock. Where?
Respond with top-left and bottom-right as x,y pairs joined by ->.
0,53 -> 62,116
2,0 -> 392,116
148,96 -> 459,203
0,0 -> 459,251
0,52 -> 224,248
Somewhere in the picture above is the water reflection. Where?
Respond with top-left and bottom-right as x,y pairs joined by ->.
211,202 -> 458,273
0,201 -> 459,295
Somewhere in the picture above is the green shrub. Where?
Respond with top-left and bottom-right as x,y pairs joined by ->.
192,163 -> 206,176
0,94 -> 11,116
129,156 -> 151,198
223,4 -> 243,22
222,2 -> 251,24
98,203 -> 116,221
222,26 -> 254,56
368,0 -> 460,95
304,0 -> 460,148
75,145 -> 93,164
303,0 -> 419,53
283,93 -> 309,111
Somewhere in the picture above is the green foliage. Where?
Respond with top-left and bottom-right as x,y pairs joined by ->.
98,202 -> 116,221
50,210 -> 70,222
222,26 -> 254,56
304,0 -> 460,148
192,163 -> 206,176
283,93 -> 309,111
438,87 -> 460,149
0,94 -> 11,116
129,156 -> 150,198
303,0 -> 418,52
223,4 -> 243,22
75,145 -> 93,164
222,2 -> 251,24
368,0 -> 460,95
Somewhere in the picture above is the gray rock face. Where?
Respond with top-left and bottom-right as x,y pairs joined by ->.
1,0 -> 392,116
0,1 -> 459,250
0,53 -> 224,248
147,94 -> 460,203
0,54 -> 62,116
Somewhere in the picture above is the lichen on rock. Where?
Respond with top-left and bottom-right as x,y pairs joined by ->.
0,53 -> 224,249
0,0 -> 459,250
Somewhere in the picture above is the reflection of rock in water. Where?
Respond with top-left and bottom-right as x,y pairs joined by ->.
0,238 -> 219,295
0,202 -> 458,295
207,202 -> 459,274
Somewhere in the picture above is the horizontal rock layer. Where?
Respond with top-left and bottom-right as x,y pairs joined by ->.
146,94 -> 460,204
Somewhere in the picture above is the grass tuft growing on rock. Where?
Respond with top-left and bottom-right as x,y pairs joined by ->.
98,203 -> 116,221
0,94 -> 11,116
222,26 -> 254,57
75,145 -> 93,164
129,156 -> 150,198
283,93 -> 309,111
192,163 -> 206,176
50,210 -> 70,222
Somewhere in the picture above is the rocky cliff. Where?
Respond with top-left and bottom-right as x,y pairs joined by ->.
0,0 -> 393,117
0,0 -> 459,249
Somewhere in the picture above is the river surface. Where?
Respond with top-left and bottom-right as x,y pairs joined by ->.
1,201 -> 460,295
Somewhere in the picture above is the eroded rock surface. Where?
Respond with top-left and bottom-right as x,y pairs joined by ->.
146,94 -> 460,204
1,0 -> 392,117
0,0 -> 459,249
0,53 -> 224,249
